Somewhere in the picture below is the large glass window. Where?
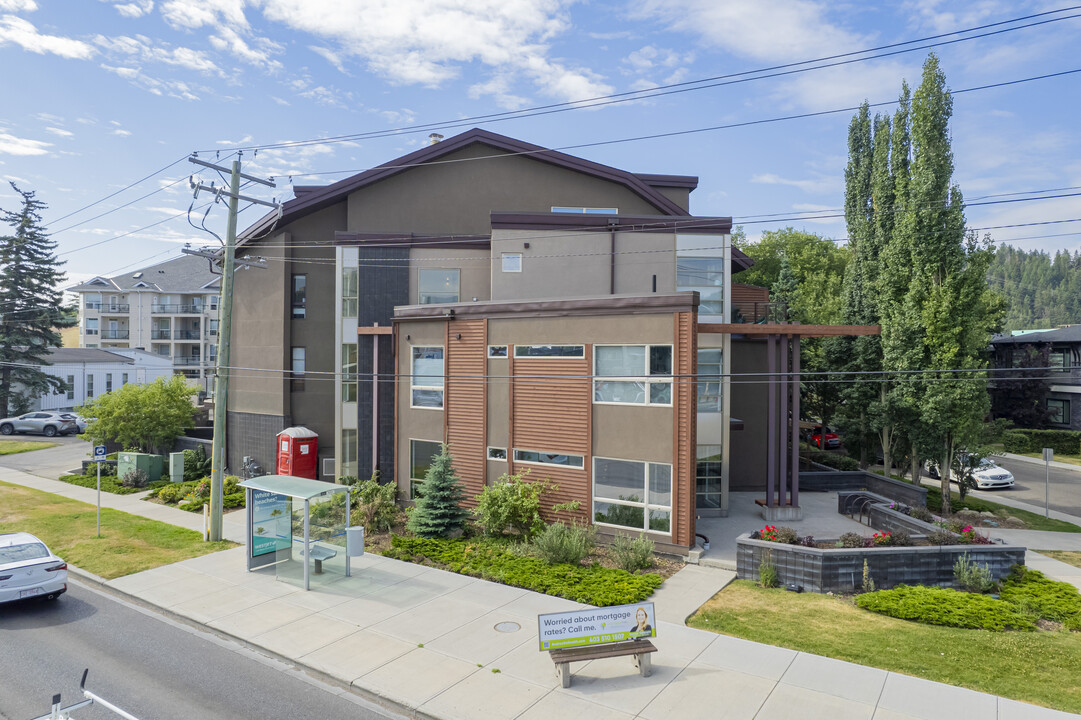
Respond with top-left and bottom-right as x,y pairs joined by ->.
697,348 -> 722,413
410,439 -> 442,499
340,428 -> 357,479
341,343 -> 358,403
513,449 -> 584,468
1050,350 -> 1069,371
696,445 -> 723,510
677,256 -> 725,316
292,275 -> 306,319
419,269 -> 460,304
411,346 -> 444,408
1048,398 -> 1070,425
593,457 -> 672,534
594,345 -> 672,405
85,318 -> 99,336
342,267 -> 358,318
291,347 -> 305,391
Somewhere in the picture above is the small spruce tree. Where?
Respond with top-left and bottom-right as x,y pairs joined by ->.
406,443 -> 469,538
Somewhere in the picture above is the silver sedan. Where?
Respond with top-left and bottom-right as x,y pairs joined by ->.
0,532 -> 68,604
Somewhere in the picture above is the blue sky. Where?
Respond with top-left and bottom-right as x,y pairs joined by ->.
1,0 -> 1079,287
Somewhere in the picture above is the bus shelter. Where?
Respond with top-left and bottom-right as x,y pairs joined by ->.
239,475 -> 361,591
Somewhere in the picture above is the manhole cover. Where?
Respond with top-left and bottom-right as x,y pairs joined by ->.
494,621 -> 521,633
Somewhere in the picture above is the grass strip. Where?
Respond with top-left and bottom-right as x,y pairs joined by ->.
0,440 -> 58,456
689,580 -> 1081,714
1036,550 -> 1081,570
0,481 -> 235,579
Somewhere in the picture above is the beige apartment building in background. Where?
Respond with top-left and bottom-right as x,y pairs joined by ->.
68,255 -> 222,393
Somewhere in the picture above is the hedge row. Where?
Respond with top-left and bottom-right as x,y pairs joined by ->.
800,445 -> 860,471
1002,429 -> 1081,455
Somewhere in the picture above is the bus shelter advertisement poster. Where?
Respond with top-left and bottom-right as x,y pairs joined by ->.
251,490 -> 290,557
538,602 -> 656,650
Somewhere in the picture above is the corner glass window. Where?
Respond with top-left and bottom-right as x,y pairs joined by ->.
593,457 -> 672,534
411,346 -> 444,408
677,256 -> 725,316
697,348 -> 722,413
342,267 -> 358,318
340,428 -> 357,479
594,345 -> 672,405
419,269 -> 460,304
342,343 -> 358,403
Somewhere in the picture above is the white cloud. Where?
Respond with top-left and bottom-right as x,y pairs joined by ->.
375,108 -> 416,124
45,127 -> 73,137
215,134 -> 254,145
0,131 -> 51,155
0,15 -> 96,59
0,1 -> 37,11
112,128 -> 132,136
751,172 -> 839,195
309,45 -> 347,74
634,0 -> 866,63
105,0 -> 155,18
159,0 -> 246,29
623,45 -> 692,73
208,25 -> 282,72
94,34 -> 222,75
772,60 -> 917,113
100,63 -> 202,100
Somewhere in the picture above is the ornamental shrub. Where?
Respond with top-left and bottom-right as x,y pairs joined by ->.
473,469 -> 556,541
774,526 -> 799,544
856,585 -> 1035,631
1000,565 -> 1081,630
800,446 -> 860,471
407,443 -> 469,539
839,532 -> 864,548
532,522 -> 595,565
121,468 -> 148,489
351,472 -> 400,533
384,536 -> 662,606
1002,430 -> 1031,454
610,532 -> 654,572
890,528 -> 913,547
157,484 -> 181,503
927,529 -> 955,545
954,552 -> 995,593
909,505 -> 934,523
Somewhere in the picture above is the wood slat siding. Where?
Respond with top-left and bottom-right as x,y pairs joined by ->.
512,356 -> 591,525
446,320 -> 487,504
673,311 -> 697,548
731,283 -> 770,304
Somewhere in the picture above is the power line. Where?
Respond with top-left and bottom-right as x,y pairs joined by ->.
47,156 -> 188,225
207,6 -> 1081,154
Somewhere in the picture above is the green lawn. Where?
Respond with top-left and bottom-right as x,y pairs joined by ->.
0,481 -> 235,579
1036,550 -> 1081,570
924,486 -> 1081,533
57,473 -> 140,495
689,580 -> 1081,714
0,440 -> 58,456
1018,452 -> 1081,467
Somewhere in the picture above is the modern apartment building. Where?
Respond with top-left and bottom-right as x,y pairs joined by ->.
991,326 -> 1081,430
68,256 -> 221,392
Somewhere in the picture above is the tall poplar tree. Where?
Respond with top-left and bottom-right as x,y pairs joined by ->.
0,185 -> 73,416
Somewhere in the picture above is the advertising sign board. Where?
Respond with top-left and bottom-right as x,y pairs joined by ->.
251,489 -> 290,557
537,602 -> 656,650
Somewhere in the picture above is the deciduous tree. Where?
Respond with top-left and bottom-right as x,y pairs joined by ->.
80,374 -> 198,453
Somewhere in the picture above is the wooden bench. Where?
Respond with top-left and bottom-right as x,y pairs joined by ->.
549,640 -> 657,688
300,545 -> 338,574
755,498 -> 768,507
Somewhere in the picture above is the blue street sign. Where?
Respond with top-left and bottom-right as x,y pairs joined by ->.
93,445 -> 107,460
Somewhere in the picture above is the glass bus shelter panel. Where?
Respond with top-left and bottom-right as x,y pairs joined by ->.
275,492 -> 350,590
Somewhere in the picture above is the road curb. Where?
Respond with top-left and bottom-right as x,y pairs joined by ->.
999,453 -> 1081,473
70,573 -> 424,720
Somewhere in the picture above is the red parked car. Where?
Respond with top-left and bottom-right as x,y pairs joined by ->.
807,426 -> 840,449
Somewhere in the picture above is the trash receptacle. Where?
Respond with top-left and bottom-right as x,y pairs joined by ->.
346,526 -> 365,557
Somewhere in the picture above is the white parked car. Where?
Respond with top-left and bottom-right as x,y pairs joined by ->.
0,532 -> 68,604
926,454 -> 1015,490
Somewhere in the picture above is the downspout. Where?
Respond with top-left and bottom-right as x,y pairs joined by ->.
608,218 -> 617,295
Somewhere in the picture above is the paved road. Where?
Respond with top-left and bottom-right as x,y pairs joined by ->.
977,457 -> 1081,517
0,435 -> 91,479
0,582 -> 398,720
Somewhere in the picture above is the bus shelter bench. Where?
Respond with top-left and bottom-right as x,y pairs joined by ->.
300,544 -> 338,574
549,640 -> 657,688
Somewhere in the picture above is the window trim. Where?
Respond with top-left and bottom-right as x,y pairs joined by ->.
410,345 -> 445,409
501,253 -> 522,273
487,447 -> 508,461
487,345 -> 508,358
592,344 -> 674,407
513,344 -> 585,359
592,455 -> 673,536
512,448 -> 585,469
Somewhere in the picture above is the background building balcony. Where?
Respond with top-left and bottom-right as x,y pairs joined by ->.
99,304 -> 130,313
153,304 -> 206,314
151,329 -> 171,340
101,329 -> 129,340
173,355 -> 205,367
174,330 -> 202,340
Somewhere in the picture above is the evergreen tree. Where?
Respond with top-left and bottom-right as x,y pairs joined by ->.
771,253 -> 798,321
0,185 -> 73,416
406,443 -> 469,538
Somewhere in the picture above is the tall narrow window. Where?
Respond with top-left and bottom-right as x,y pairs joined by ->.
410,440 -> 442,499
342,267 -> 358,318
418,269 -> 460,304
85,318 -> 98,336
209,294 -> 219,310
697,348 -> 722,413
340,428 -> 358,479
292,274 -> 307,318
86,375 -> 94,398
291,347 -> 306,391
122,373 -> 128,386
411,346 -> 444,408
105,373 -> 113,393
66,375 -> 74,401
342,343 -> 358,402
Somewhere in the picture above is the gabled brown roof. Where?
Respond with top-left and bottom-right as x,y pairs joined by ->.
239,128 -> 698,243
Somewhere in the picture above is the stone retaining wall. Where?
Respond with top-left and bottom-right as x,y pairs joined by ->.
801,470 -> 928,507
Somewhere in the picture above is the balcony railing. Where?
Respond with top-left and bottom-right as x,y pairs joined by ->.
174,330 -> 202,340
152,304 -> 205,314
173,355 -> 205,367
100,304 -> 130,313
731,301 -> 789,324
101,330 -> 129,340
151,329 -> 171,340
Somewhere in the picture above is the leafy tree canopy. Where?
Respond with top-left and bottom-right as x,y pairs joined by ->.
79,374 -> 198,453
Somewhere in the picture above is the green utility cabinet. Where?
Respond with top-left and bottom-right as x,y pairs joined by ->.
169,452 -> 185,483
117,452 -> 164,482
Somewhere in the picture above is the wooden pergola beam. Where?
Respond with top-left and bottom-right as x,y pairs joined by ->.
697,323 -> 880,337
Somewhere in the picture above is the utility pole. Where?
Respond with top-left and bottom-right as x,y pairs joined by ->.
187,153 -> 277,541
